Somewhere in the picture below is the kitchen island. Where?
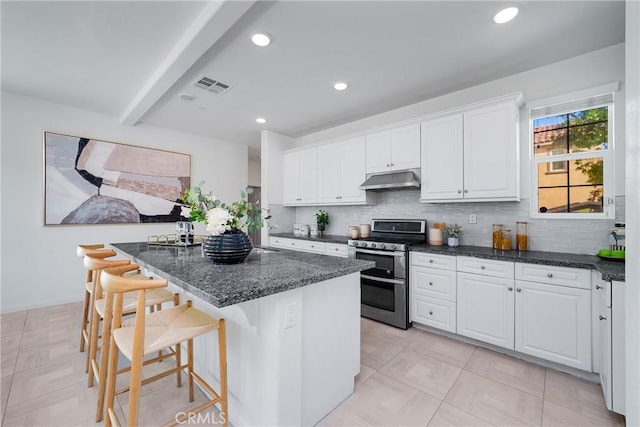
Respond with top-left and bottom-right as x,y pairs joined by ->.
110,242 -> 373,427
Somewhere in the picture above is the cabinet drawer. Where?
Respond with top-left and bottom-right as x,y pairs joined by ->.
411,295 -> 456,333
457,256 -> 514,279
325,243 -> 348,258
411,266 -> 456,301
270,237 -> 326,254
411,252 -> 456,270
515,263 -> 591,289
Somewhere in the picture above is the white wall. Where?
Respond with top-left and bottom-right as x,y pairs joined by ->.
248,156 -> 261,187
624,1 -> 640,424
296,43 -> 626,198
260,130 -> 294,243
0,91 -> 248,313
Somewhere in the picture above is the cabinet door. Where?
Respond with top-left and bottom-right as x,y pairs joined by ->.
463,102 -> 519,199
600,305 -> 612,410
299,148 -> 318,203
390,124 -> 420,171
457,272 -> 514,349
282,151 -> 301,204
338,136 -> 367,203
365,130 -> 391,174
515,281 -> 591,370
420,114 -> 464,201
317,143 -> 342,203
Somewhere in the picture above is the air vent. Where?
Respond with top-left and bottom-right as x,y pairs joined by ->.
193,76 -> 231,95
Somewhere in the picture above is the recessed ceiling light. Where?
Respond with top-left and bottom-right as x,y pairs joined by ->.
256,117 -> 267,124
333,82 -> 348,91
493,6 -> 519,24
251,33 -> 271,47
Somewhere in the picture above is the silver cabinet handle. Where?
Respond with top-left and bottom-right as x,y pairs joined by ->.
516,288 -> 522,292
428,282 -> 433,286
429,259 -> 434,263
390,163 -> 394,166
596,285 -> 603,290
547,273 -> 553,278
457,190 -> 462,193
429,311 -> 433,315
480,265 -> 486,269
361,274 -> 405,285
599,315 -> 606,321
464,189 -> 468,193
508,287 -> 513,291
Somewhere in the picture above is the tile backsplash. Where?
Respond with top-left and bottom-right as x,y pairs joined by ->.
284,190 -> 624,255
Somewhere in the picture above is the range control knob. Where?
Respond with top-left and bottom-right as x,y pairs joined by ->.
378,244 -> 386,249
352,241 -> 359,247
371,243 -> 377,248
361,242 -> 368,247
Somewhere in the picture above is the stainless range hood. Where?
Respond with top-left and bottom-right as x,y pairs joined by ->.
359,169 -> 420,191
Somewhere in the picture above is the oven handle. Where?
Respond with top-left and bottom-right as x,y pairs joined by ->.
355,248 -> 405,257
361,274 -> 405,285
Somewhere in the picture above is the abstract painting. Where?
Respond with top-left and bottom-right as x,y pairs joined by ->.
44,132 -> 190,225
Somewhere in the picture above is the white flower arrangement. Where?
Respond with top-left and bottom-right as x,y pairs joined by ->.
181,182 -> 264,236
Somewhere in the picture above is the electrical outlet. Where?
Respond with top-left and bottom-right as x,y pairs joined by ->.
284,302 -> 297,329
353,213 -> 359,222
468,213 -> 477,224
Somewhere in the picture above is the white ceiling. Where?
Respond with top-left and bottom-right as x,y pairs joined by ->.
1,1 -> 625,153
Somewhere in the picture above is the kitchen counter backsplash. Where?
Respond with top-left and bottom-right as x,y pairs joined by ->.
291,191 -> 625,255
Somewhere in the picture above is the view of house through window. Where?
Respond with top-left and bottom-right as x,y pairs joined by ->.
533,105 -> 609,215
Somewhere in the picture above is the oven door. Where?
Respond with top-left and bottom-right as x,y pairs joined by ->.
352,248 -> 405,281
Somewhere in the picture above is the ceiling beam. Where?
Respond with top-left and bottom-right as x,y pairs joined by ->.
120,0 -> 256,126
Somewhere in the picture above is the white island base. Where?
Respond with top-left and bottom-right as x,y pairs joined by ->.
164,272 -> 361,426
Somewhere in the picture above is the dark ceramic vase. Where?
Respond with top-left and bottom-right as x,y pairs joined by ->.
203,229 -> 253,264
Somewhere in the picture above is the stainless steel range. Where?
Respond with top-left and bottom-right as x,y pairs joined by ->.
347,219 -> 427,329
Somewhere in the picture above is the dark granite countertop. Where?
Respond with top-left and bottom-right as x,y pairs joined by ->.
409,244 -> 625,282
110,242 -> 373,308
269,232 -> 349,245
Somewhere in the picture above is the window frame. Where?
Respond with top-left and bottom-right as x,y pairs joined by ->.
529,101 -> 615,220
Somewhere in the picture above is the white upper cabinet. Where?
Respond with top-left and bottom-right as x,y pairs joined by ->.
318,136 -> 369,204
366,124 -> 420,174
421,95 -> 521,202
420,114 -> 464,200
283,147 -> 318,205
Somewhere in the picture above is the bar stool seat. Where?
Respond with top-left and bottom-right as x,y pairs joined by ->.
115,304 -> 218,360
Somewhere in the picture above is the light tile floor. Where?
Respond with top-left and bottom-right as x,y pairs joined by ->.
0,303 -> 627,427
320,317 -> 625,427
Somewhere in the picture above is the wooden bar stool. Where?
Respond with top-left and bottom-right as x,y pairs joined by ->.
83,254 -> 179,422
101,267 -> 228,427
77,244 -> 116,354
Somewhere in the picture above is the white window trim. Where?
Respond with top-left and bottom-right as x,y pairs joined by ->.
530,101 -> 615,220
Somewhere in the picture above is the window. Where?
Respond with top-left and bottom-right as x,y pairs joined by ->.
529,88 -> 615,219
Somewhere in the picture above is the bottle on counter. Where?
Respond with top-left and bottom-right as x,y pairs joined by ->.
501,229 -> 513,251
516,221 -> 528,251
492,224 -> 504,250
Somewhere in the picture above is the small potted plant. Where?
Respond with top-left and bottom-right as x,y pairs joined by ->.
315,210 -> 329,235
444,224 -> 463,247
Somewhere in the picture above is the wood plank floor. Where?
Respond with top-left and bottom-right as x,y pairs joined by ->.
0,303 -> 627,426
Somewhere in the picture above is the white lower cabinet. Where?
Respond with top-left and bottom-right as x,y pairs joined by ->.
269,237 -> 347,258
410,253 -> 457,333
457,272 -> 515,349
414,254 -> 594,372
514,280 -> 591,370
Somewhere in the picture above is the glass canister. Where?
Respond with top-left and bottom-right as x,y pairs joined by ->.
349,226 -> 359,239
492,224 -> 504,250
516,221 -> 528,251
501,229 -> 513,251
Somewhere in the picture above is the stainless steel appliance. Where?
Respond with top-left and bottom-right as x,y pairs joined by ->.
347,219 -> 427,329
